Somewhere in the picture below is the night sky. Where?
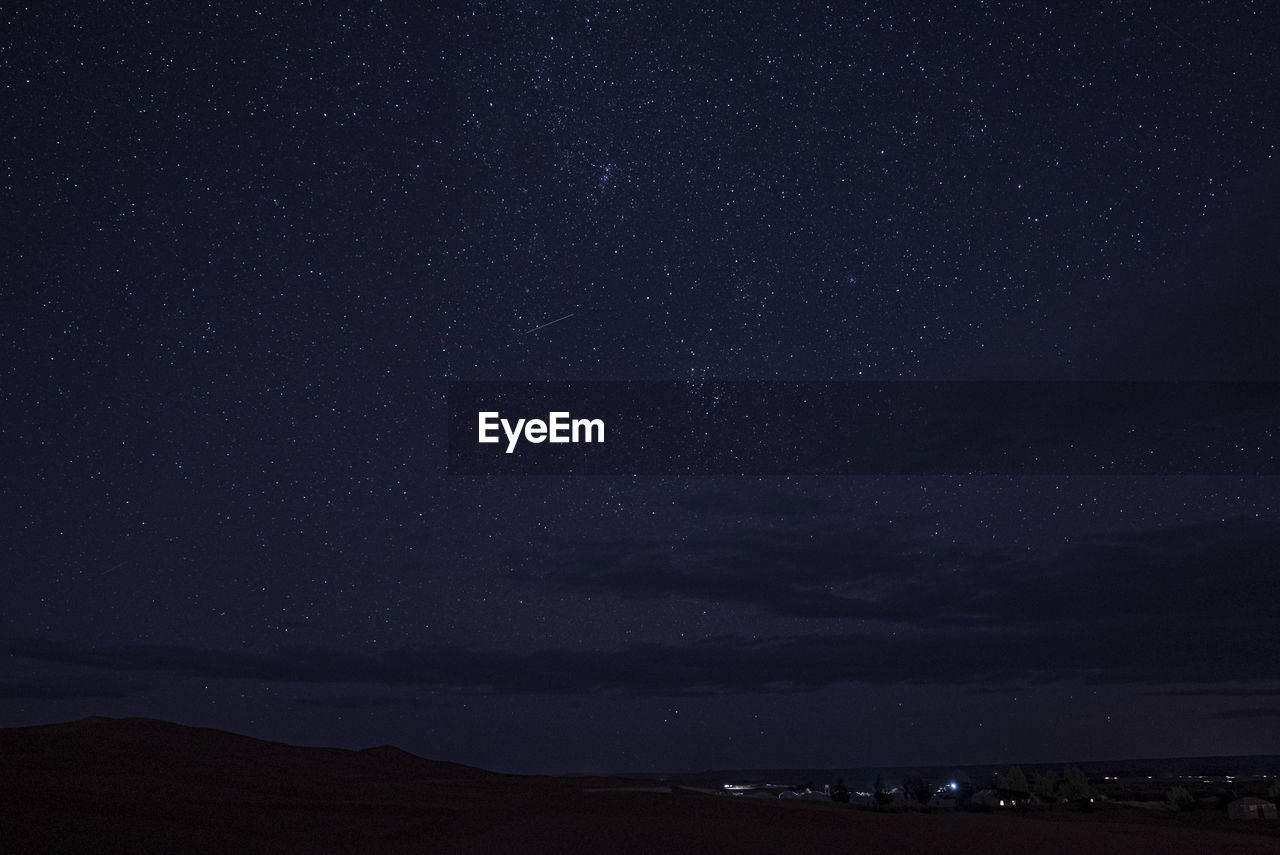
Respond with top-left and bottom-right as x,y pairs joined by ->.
4,2 -> 1279,775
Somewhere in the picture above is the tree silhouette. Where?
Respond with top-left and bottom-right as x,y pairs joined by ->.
1165,786 -> 1194,812
874,774 -> 894,806
1058,766 -> 1094,803
830,775 -> 851,804
902,772 -> 932,805
1032,770 -> 1058,801
998,766 -> 1029,796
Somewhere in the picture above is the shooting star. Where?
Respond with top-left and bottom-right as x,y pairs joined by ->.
98,560 -> 128,578
523,313 -> 575,335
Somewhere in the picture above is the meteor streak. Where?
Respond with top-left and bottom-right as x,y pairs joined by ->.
523,313 -> 575,335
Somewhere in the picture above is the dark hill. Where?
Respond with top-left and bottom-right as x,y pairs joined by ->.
0,716 -> 512,853
0,715 -> 492,781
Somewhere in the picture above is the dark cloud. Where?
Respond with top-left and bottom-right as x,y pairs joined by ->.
1210,708 -> 1280,720
1109,161 -> 1280,380
293,694 -> 423,709
5,613 -> 1278,697
513,516 -> 1280,632
1147,688 -> 1280,697
508,520 -> 982,623
677,487 -> 863,518
6,517 -> 1275,699
0,676 -> 147,700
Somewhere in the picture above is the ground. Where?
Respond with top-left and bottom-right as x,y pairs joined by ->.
3,718 -> 1277,854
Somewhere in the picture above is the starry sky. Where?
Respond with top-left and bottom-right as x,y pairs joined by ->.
3,2 -> 1279,774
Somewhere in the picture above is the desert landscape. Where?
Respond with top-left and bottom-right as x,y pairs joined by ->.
3,717 -> 1277,854
8,4 -> 1279,853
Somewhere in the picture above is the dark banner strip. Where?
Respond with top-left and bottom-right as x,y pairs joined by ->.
447,382 -> 1280,475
